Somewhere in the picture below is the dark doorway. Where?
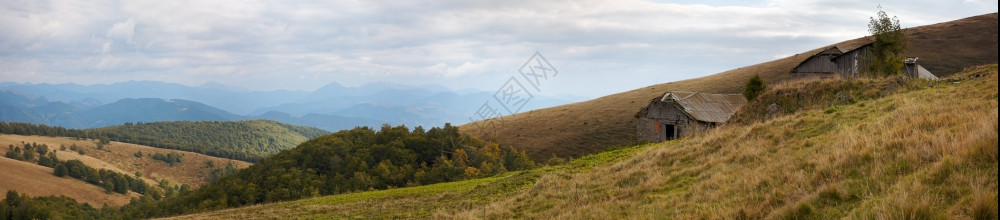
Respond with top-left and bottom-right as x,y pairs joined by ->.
664,124 -> 676,140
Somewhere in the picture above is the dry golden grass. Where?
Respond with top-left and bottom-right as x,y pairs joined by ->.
168,65 -> 997,219
461,13 -> 998,161
0,135 -> 253,208
441,64 -> 998,219
0,157 -> 137,207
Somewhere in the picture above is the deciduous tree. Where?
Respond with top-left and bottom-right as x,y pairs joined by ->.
866,5 -> 907,77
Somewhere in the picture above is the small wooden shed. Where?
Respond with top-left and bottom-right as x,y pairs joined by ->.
634,92 -> 747,142
903,57 -> 938,80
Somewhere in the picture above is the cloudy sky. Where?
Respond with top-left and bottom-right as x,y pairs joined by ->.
1,0 -> 995,98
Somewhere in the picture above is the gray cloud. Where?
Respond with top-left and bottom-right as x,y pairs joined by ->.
1,0 -> 995,97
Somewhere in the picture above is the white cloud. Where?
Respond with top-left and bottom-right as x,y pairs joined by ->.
106,18 -> 135,44
0,0 -> 996,97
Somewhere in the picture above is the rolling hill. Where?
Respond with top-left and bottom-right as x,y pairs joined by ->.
1,120 -> 329,162
85,120 -> 329,162
461,13 -> 999,161
0,157 -> 135,207
0,134 -> 253,207
165,64 -> 998,219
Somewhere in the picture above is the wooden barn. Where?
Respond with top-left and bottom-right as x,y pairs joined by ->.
792,43 -> 938,79
634,92 -> 747,142
791,43 -> 873,78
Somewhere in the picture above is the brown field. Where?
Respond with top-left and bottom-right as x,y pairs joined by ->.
461,13 -> 999,161
0,134 -> 253,206
0,157 -> 136,207
0,134 -> 252,187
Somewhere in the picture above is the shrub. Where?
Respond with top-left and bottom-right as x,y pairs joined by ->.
743,74 -> 767,100
54,164 -> 68,177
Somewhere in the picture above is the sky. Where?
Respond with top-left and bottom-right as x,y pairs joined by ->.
1,0 -> 996,98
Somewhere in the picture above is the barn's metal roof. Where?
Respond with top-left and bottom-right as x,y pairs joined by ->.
661,92 -> 747,123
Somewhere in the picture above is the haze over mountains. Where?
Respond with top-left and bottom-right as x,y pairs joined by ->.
0,81 -> 584,131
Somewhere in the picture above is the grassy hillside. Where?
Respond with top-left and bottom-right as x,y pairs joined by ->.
170,64 -> 997,219
0,134 -> 252,205
88,120 -> 326,162
461,13 -> 998,161
0,157 -> 136,207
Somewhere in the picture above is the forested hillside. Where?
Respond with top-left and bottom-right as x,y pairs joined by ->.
0,120 -> 329,162
1,123 -> 537,219
137,124 -> 535,218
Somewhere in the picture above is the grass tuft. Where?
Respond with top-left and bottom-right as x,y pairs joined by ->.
971,190 -> 998,220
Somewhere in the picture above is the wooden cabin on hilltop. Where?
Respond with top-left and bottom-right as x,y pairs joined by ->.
634,92 -> 747,142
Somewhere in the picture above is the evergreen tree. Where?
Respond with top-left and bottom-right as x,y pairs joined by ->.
743,74 -> 767,100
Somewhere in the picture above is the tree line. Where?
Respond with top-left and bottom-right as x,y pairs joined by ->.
150,152 -> 183,166
0,120 -> 329,162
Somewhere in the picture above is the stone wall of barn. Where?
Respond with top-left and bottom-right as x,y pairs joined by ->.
636,101 -> 694,142
636,117 -> 662,142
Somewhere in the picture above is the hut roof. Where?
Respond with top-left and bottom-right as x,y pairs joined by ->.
829,42 -> 873,60
660,92 -> 747,123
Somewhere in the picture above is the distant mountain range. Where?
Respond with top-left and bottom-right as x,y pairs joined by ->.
0,81 -> 584,131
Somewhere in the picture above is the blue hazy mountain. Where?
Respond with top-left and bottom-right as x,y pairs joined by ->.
1,81 -> 584,131
76,98 -> 244,128
0,81 -> 309,115
1,92 -> 243,129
